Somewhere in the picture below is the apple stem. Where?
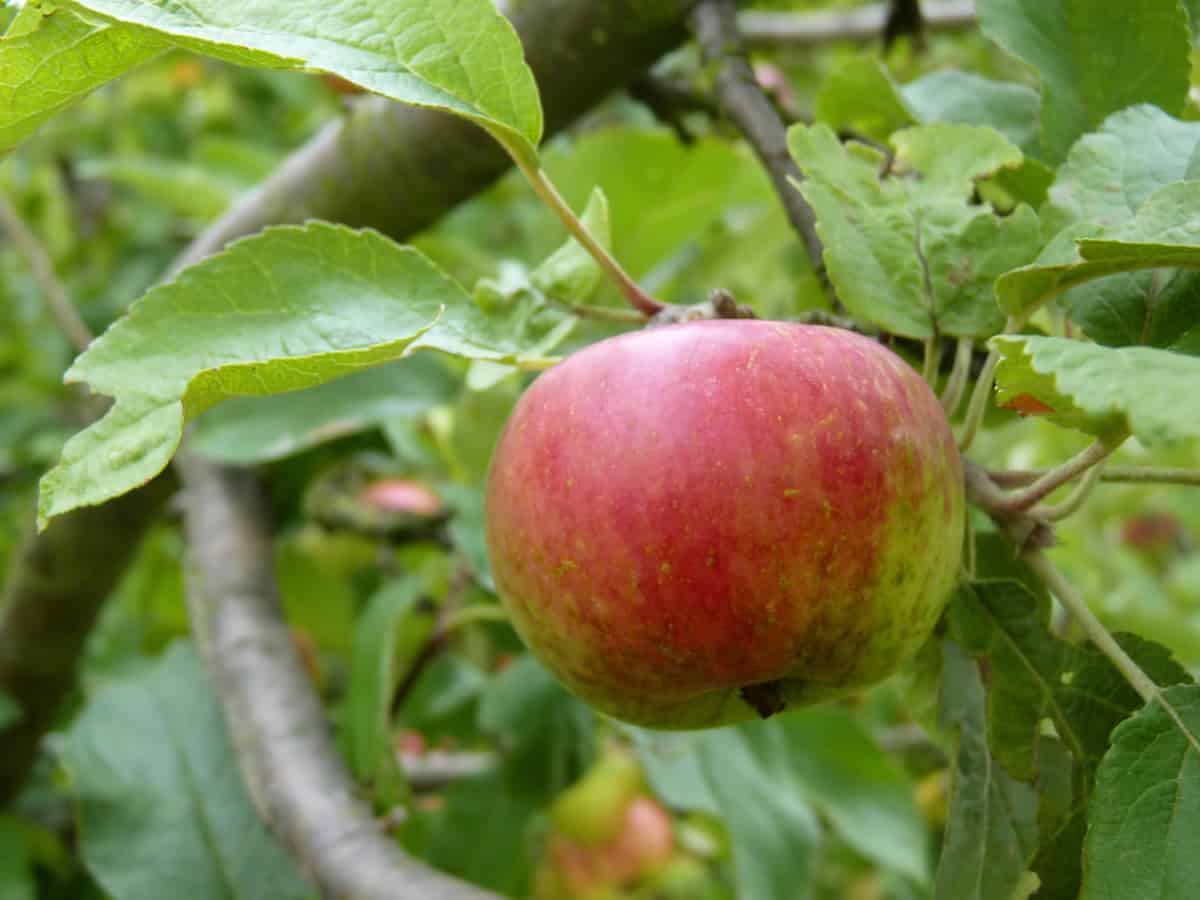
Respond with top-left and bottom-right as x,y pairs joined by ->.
505,149 -> 665,317
993,432 -> 1127,514
939,338 -> 973,417
958,311 -> 1029,451
921,338 -> 939,386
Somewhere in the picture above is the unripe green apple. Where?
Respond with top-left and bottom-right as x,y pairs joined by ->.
550,746 -> 644,846
485,321 -> 963,729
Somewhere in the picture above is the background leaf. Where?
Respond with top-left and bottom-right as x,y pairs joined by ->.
902,70 -> 1042,157
68,0 -> 542,163
0,817 -> 35,900
191,355 -> 456,465
61,643 -> 314,900
638,708 -> 928,900
343,578 -> 434,808
424,654 -> 595,895
814,57 -> 916,141
978,0 -> 1190,162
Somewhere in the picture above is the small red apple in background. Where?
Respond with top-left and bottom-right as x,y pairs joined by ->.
485,320 -> 963,729
535,747 -> 676,899
361,479 -> 444,517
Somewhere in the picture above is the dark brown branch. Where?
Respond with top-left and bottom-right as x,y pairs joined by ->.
690,0 -> 826,277
0,472 -> 175,804
739,0 -> 976,49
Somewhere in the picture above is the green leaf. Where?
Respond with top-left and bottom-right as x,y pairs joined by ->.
978,0 -> 1190,162
772,708 -> 929,884
191,355 -> 456,465
951,580 -> 1191,898
0,817 -> 35,900
344,578 -> 435,808
542,129 -> 774,287
37,223 -> 548,527
640,709 -> 927,898
61,642 -> 314,900
788,122 -> 1039,339
934,639 -> 1039,900
991,335 -> 1200,444
69,0 -> 542,164
78,156 -> 238,220
1081,684 -> 1200,899
814,57 -> 916,141
0,690 -> 20,730
530,186 -> 610,304
1041,106 -> 1200,238
427,654 -> 594,895
997,179 -> 1200,323
955,581 -> 1191,783
697,732 -> 820,900
902,70 -> 1041,157
0,6 -> 166,152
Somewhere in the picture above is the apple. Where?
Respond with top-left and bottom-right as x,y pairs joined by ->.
485,320 -> 964,729
551,746 -> 645,846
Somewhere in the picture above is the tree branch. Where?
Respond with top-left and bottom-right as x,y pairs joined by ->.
0,472 -> 175,804
0,194 -> 93,352
739,0 -> 977,49
990,433 -> 1126,515
179,454 -> 499,900
690,0 -> 826,276
989,465 -> 1200,489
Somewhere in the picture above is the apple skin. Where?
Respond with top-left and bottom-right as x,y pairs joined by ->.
485,320 -> 963,729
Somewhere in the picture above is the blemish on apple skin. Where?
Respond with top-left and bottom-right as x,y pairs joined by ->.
659,562 -> 672,576
783,488 -> 801,498
554,560 -> 577,577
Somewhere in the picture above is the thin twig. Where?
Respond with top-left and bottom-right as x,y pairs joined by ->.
939,337 -> 973,416
1033,460 -> 1106,521
739,0 -> 977,49
922,337 -> 940,386
992,434 -> 1126,514
0,194 -> 93,352
690,0 -> 826,276
989,465 -> 1200,489
549,296 -> 648,323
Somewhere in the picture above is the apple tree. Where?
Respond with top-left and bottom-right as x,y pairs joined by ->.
1,0 -> 1199,898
